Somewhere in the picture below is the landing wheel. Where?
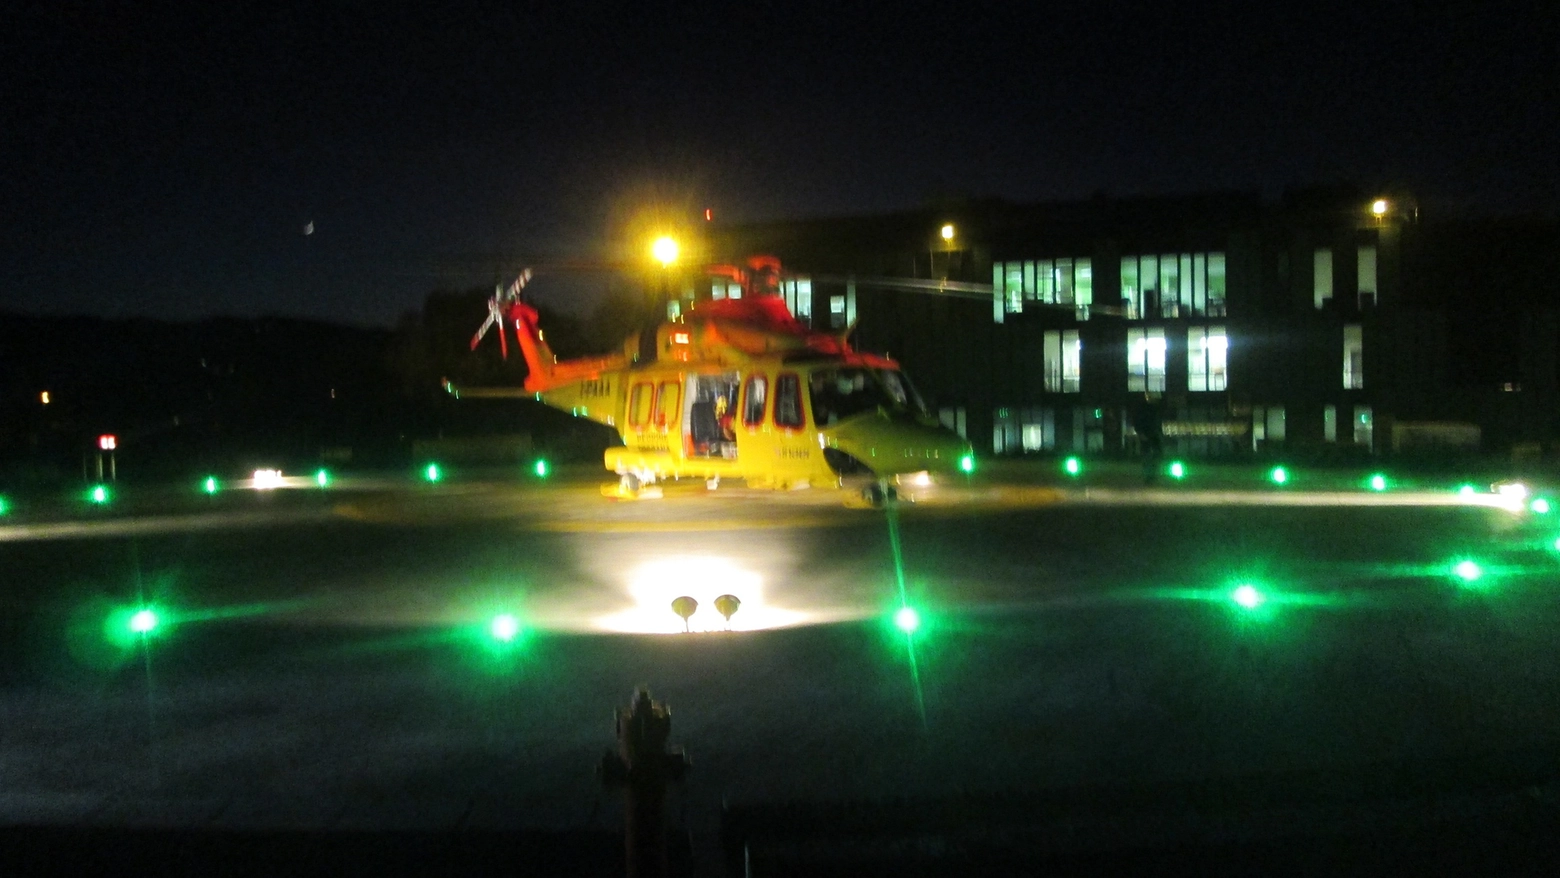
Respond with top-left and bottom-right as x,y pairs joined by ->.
862,481 -> 899,508
621,473 -> 641,493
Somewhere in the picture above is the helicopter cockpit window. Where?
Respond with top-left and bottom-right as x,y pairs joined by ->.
743,375 -> 768,426
688,372 -> 740,458
877,369 -> 930,418
808,367 -> 906,426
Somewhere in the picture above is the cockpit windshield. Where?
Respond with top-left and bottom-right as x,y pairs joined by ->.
808,367 -> 928,426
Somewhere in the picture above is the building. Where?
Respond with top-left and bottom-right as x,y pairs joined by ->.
703,189 -> 1560,459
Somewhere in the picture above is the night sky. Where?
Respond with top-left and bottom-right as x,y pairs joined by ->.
3,2 -> 1555,326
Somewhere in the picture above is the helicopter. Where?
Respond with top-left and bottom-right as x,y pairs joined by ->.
462,256 -> 974,502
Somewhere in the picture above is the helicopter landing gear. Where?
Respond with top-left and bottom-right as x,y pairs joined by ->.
706,475 -> 720,491
861,480 -> 899,508
602,471 -> 662,500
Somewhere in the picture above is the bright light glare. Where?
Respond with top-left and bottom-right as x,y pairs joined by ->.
1270,466 -> 1289,485
596,556 -> 810,634
651,236 -> 679,266
1531,498 -> 1551,514
904,471 -> 933,487
1495,482 -> 1529,499
1369,474 -> 1387,491
489,614 -> 520,642
203,476 -> 219,495
1458,484 -> 1476,497
940,224 -> 955,241
0,496 -> 8,515
1064,457 -> 1082,476
1168,461 -> 1186,479
128,609 -> 158,633
1371,198 -> 1389,216
1232,584 -> 1265,609
89,485 -> 109,504
252,469 -> 283,490
533,459 -> 549,478
959,454 -> 975,474
424,463 -> 442,483
316,469 -> 330,487
894,606 -> 921,634
1453,560 -> 1482,582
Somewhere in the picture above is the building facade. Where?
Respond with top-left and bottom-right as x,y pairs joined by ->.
704,189 -> 1558,459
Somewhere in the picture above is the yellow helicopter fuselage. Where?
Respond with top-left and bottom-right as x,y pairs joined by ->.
485,285 -> 973,492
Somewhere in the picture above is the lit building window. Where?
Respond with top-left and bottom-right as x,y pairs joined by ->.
993,258 -> 1092,319
828,288 -> 855,330
1354,405 -> 1373,448
1343,323 -> 1363,389
1127,327 -> 1167,392
1313,248 -> 1333,309
1121,252 -> 1225,319
1043,330 -> 1081,393
780,277 -> 812,320
994,406 -> 1058,453
711,281 -> 742,300
1324,404 -> 1337,442
938,406 -> 967,439
1251,405 -> 1286,449
1187,325 -> 1228,392
1356,245 -> 1377,308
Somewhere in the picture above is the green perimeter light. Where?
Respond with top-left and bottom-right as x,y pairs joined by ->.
533,459 -> 549,478
1269,466 -> 1289,485
0,495 -> 8,515
316,469 -> 330,487
959,454 -> 975,474
203,476 -> 219,495
489,613 -> 520,642
1552,537 -> 1560,552
1368,473 -> 1388,491
1531,498 -> 1552,514
88,485 -> 110,504
424,463 -> 442,483
1063,457 -> 1082,476
128,608 -> 159,634
1458,484 -> 1476,497
1168,461 -> 1186,479
1232,584 -> 1265,609
894,606 -> 921,634
1452,560 -> 1483,583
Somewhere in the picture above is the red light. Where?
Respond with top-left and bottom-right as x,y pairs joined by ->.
704,208 -> 712,221
672,332 -> 690,345
98,434 -> 117,450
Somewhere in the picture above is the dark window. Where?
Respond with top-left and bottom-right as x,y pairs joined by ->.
629,383 -> 653,426
653,381 -> 680,428
775,373 -> 804,428
743,375 -> 768,426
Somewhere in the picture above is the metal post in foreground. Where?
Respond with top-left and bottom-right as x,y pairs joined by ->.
599,688 -> 691,878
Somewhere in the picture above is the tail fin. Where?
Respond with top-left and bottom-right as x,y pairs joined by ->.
507,301 -> 557,391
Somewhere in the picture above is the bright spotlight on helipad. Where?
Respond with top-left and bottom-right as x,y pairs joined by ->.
1232,584 -> 1265,609
489,614 -> 520,642
128,609 -> 159,634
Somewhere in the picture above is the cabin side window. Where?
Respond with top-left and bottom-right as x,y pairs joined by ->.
629,382 -> 654,426
775,373 -> 804,428
743,375 -> 768,426
653,381 -> 680,428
